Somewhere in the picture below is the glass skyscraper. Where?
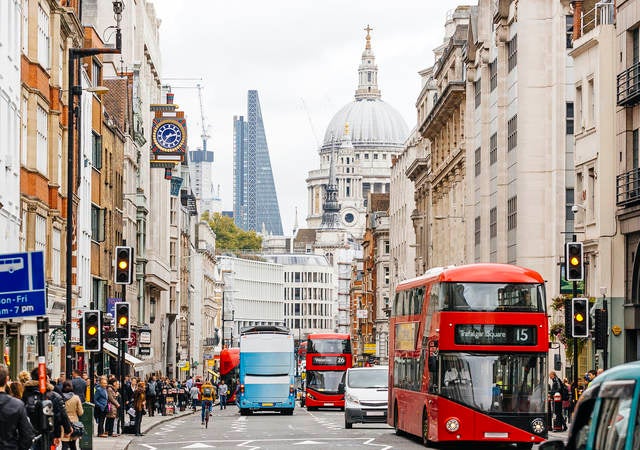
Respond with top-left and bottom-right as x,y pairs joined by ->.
233,90 -> 283,235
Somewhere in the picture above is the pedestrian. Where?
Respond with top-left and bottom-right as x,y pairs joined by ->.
133,381 -> 146,437
562,378 -> 572,423
218,381 -> 228,410
71,370 -> 86,402
8,379 -> 23,399
22,366 -> 72,448
94,375 -> 109,437
0,364 -> 34,450
105,378 -> 120,437
18,370 -> 30,385
61,380 -> 83,450
549,371 -> 567,431
146,376 -> 157,417
190,383 -> 199,411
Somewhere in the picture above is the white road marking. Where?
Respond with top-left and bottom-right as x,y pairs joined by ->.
182,444 -> 215,449
293,440 -> 324,445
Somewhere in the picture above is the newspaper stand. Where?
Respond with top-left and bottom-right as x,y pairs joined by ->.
164,388 -> 176,415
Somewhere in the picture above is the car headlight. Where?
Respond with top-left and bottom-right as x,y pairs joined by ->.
345,393 -> 360,405
445,418 -> 460,432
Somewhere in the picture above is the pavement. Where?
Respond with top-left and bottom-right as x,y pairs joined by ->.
91,408 -> 194,450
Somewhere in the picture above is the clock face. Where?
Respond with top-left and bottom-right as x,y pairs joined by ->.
155,122 -> 183,150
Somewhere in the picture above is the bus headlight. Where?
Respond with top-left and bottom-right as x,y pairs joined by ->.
445,418 -> 460,433
531,418 -> 545,434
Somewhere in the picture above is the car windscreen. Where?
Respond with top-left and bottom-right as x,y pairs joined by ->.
347,369 -> 388,389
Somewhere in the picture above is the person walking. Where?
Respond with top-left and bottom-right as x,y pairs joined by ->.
0,364 -> 34,450
8,379 -> 23,399
61,380 -> 83,450
70,370 -> 86,403
94,376 -> 109,437
549,371 -> 567,431
218,381 -> 228,410
146,376 -> 157,417
189,383 -> 199,411
133,381 -> 146,437
105,378 -> 120,437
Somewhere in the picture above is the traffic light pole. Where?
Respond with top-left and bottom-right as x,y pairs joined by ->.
571,234 -> 578,387
119,285 -> 126,434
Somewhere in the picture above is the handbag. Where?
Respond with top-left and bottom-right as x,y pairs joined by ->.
70,421 -> 84,439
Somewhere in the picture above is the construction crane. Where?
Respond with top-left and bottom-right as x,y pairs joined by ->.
161,78 -> 210,151
300,98 -> 320,147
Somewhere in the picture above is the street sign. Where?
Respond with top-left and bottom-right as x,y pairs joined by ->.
177,360 -> 187,368
138,347 -> 151,356
0,251 -> 46,319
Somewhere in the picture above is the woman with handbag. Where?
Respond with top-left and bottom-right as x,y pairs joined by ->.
105,378 -> 121,437
133,380 -> 146,436
61,380 -> 83,450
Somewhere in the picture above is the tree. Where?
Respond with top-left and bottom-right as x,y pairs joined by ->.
202,212 -> 262,252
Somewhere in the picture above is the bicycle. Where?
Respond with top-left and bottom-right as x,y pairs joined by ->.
202,400 -> 212,428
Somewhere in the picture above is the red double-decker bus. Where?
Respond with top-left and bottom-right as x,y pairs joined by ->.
304,333 -> 352,410
220,347 -> 240,404
389,264 -> 549,449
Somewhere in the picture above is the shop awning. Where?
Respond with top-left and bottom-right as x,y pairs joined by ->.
207,370 -> 220,380
102,342 -> 144,366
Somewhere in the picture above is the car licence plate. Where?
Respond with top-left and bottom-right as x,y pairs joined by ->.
262,403 -> 273,407
367,411 -> 385,416
324,402 -> 334,406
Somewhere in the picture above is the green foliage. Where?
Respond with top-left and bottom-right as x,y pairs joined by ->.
202,212 -> 262,252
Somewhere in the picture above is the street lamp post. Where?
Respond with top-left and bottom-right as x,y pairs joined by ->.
64,5 -> 122,379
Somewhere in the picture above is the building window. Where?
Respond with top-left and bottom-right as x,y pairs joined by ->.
490,132 -> 497,165
170,241 -> 176,268
576,85 -> 583,131
566,188 -> 575,220
566,15 -> 573,49
490,207 -> 497,238
507,196 -> 517,230
384,240 -> 390,254
36,104 -> 48,175
35,214 -> 46,266
21,96 -> 28,165
373,153 -> 378,159
364,153 -> 369,159
566,102 -> 574,135
91,205 -> 105,242
507,114 -> 518,152
92,59 -> 102,87
474,216 -> 481,245
588,78 -> 595,127
474,147 -> 481,176
474,79 -> 481,108
508,35 -> 518,72
37,3 -> 50,69
92,132 -> 102,169
634,129 -> 639,168
384,266 -> 390,285
52,228 -> 61,285
490,58 -> 497,91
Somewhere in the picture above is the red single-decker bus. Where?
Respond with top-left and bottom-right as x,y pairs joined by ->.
389,263 -> 549,449
305,333 -> 352,410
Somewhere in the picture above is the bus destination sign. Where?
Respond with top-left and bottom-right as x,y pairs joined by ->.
455,324 -> 536,346
312,355 -> 347,366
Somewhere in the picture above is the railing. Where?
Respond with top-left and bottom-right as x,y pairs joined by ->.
617,61 -> 640,106
616,167 -> 640,206
581,2 -> 614,36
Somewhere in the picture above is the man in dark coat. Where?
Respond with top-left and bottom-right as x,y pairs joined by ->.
0,364 -> 34,449
70,369 -> 87,402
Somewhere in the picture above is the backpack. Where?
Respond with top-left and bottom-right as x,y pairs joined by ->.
202,387 -> 212,397
147,381 -> 156,396
24,391 -> 44,434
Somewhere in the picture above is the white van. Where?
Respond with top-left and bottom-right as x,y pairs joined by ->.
343,366 -> 388,429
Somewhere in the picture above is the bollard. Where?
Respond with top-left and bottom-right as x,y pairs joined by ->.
79,402 -> 94,450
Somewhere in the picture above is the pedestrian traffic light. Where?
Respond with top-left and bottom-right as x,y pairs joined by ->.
594,308 -> 608,350
571,297 -> 589,338
114,246 -> 133,285
83,310 -> 102,352
565,242 -> 584,281
115,302 -> 130,339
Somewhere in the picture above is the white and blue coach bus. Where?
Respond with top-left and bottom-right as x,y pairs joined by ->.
238,325 -> 296,415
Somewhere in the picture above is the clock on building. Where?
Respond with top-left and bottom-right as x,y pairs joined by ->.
152,119 -> 186,152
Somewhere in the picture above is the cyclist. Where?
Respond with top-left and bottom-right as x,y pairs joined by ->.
200,379 -> 215,425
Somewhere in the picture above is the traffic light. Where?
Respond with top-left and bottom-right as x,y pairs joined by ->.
83,310 -> 102,352
571,297 -> 589,338
115,302 -> 130,339
114,246 -> 133,285
594,308 -> 608,350
565,242 -> 584,281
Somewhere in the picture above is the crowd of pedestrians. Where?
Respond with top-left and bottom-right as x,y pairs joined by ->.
548,368 -> 603,432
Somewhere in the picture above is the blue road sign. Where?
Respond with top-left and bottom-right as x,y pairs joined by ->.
0,251 -> 46,319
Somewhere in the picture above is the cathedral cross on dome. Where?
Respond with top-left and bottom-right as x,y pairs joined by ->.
364,24 -> 373,49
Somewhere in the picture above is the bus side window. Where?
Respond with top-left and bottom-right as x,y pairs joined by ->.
393,292 -> 401,317
414,287 -> 424,314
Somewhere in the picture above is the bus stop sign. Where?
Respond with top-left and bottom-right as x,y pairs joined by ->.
0,251 -> 46,319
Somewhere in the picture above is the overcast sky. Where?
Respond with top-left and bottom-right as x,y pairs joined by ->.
152,0 -> 463,235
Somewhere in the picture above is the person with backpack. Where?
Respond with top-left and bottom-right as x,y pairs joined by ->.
22,367 -> 72,449
94,376 -> 108,437
146,376 -> 157,417
549,371 -> 567,431
199,379 -> 215,425
0,364 -> 34,450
